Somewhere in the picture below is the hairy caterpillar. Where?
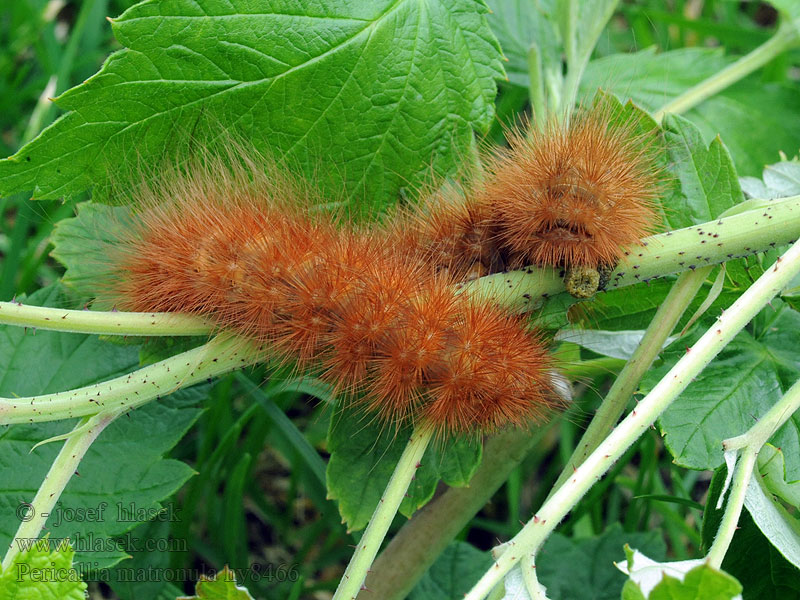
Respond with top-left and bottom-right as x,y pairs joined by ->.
100,149 -> 558,438
407,97 -> 662,296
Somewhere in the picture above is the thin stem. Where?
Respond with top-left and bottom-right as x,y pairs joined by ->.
357,424 -> 555,600
333,425 -> 434,600
725,378 -> 800,452
653,20 -> 800,122
0,301 -> 212,336
0,336 -> 259,425
706,378 -> 800,567
706,448 -> 757,569
527,43 -> 546,128
560,0 -> 620,115
464,238 -> 800,600
2,409 -> 120,569
551,266 -> 710,492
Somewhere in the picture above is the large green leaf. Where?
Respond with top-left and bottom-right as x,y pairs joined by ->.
536,524 -> 666,600
0,0 -> 504,212
660,113 -> 743,229
582,47 -> 800,177
0,284 -> 204,569
409,541 -> 492,600
644,303 -> 800,476
326,405 -> 481,531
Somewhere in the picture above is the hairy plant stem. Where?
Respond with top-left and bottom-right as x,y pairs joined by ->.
705,448 -> 757,570
653,19 -> 800,122
464,238 -> 800,600
0,336 -> 257,425
550,266 -> 710,494
356,423 -> 556,600
3,193 -> 796,426
1,409 -> 121,570
333,426 -> 434,600
3,199 -> 799,339
724,377 -> 800,454
0,302 -> 212,336
467,195 -> 800,311
707,378 -> 800,568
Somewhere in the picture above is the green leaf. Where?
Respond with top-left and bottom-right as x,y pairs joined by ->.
108,518 -> 184,600
759,445 -> 800,505
535,524 -> 666,600
556,328 -> 675,361
0,0 -> 504,212
703,465 -> 800,599
50,201 -> 133,300
0,537 -> 87,600
648,333 -> 783,471
743,449 -> 800,571
648,565 -> 742,600
408,541 -> 492,600
582,47 -> 800,177
661,113 -> 743,229
618,548 -> 741,600
740,160 -> 800,200
623,579 -> 649,600
0,284 -> 204,569
326,405 -> 482,530
177,565 -> 255,600
647,301 -> 800,475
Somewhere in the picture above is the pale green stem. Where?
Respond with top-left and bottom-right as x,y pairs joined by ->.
653,20 -> 800,122
467,195 -> 800,312
705,448 -> 757,569
527,43 -> 546,127
0,336 -> 258,425
3,199 -> 799,337
464,238 -> 800,600
0,302 -> 212,336
725,378 -> 800,452
559,0 -> 620,116
708,378 -> 800,566
2,409 -> 120,569
332,425 -> 434,600
550,266 -> 710,493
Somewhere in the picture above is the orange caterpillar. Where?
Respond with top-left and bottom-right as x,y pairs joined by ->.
407,100 -> 661,286
102,151 -> 557,438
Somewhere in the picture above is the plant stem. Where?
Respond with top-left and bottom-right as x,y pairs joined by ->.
467,195 -> 800,312
550,266 -> 710,492
724,377 -> 800,452
1,409 -> 120,569
3,199 -> 799,337
356,424 -> 555,600
333,425 -> 434,600
653,20 -> 800,122
560,0 -> 620,115
705,448 -> 757,569
464,237 -> 800,600
707,378 -> 800,567
527,43 -> 546,127
0,301 -> 212,336
0,336 -> 258,425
